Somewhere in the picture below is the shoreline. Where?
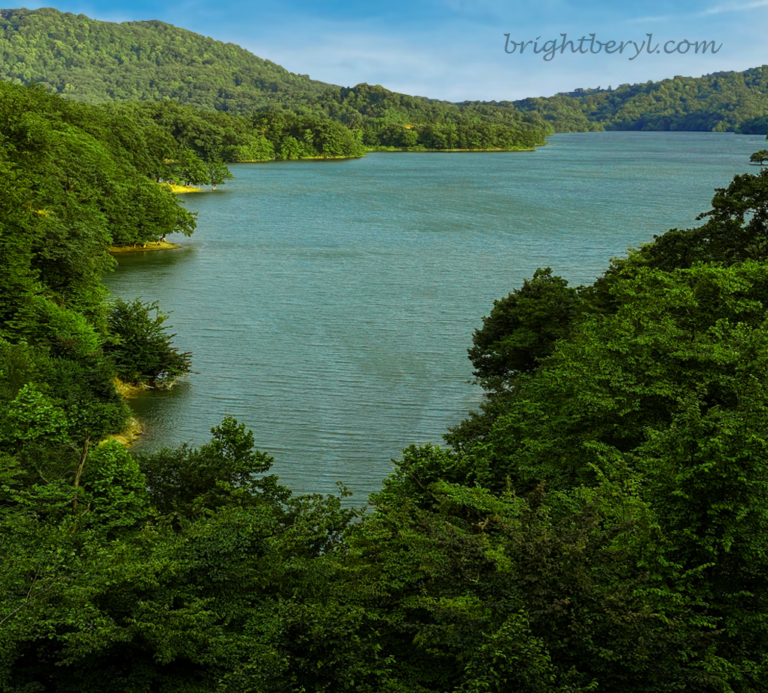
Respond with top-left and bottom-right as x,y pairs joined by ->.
364,146 -> 538,153
107,378 -> 149,448
103,416 -> 144,448
232,147 -> 542,163
109,240 -> 181,254
109,376 -> 187,448
238,154 -> 364,161
113,377 -> 151,399
235,154 -> 364,163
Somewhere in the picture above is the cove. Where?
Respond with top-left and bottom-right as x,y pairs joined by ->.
104,131 -> 767,501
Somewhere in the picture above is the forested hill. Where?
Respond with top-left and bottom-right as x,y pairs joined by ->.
507,66 -> 768,133
0,7 -> 331,111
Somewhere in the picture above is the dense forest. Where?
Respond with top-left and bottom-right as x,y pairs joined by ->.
0,7 -> 329,110
0,7 -> 550,152
3,74 -> 768,690
126,101 -> 368,164
0,79 -> 364,250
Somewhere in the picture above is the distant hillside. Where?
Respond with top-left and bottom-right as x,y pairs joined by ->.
508,68 -> 768,133
0,7 -> 331,111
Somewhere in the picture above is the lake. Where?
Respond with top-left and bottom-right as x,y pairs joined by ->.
104,131 -> 767,501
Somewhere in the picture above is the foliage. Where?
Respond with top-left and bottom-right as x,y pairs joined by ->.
4,8 -> 768,137
251,110 -> 367,159
0,79 -> 197,255
206,160 -> 233,189
0,7 -> 328,111
0,81 -> 199,472
467,268 -> 581,391
0,417 -> 361,693
104,298 -> 191,386
114,92 -> 543,159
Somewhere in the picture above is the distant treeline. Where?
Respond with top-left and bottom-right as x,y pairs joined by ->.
119,101 -> 368,163
0,7 -> 550,149
361,119 -> 545,150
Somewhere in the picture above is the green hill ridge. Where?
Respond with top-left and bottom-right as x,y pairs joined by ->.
0,8 -> 527,125
0,6 -> 330,111
508,67 -> 768,133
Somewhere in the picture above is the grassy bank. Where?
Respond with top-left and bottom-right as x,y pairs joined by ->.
162,183 -> 204,193
113,377 -> 151,399
102,378 -> 150,447
109,240 -> 181,253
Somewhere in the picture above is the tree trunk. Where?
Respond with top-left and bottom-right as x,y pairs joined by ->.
72,434 -> 90,512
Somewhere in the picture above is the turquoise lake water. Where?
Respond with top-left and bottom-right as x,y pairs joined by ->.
104,131 -> 768,501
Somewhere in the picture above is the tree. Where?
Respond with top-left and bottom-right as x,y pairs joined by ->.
136,416 -> 281,517
171,149 -> 209,187
104,298 -> 191,386
750,149 -> 768,165
468,268 -> 582,392
205,160 -> 233,190
0,418 -> 360,693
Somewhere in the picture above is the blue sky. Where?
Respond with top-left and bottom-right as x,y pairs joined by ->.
24,0 -> 768,100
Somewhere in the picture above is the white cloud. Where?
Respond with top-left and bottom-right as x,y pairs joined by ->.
701,0 -> 768,14
624,0 -> 768,26
624,14 -> 675,24
239,22 -> 743,102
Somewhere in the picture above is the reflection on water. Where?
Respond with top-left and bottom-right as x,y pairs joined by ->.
104,132 -> 766,501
